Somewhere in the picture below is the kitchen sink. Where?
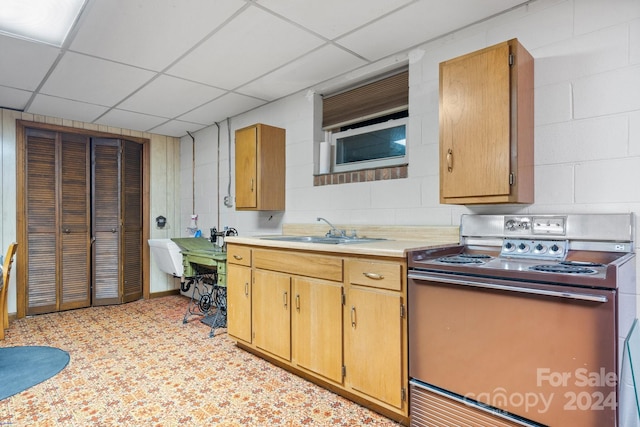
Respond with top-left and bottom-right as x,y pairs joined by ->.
260,235 -> 387,245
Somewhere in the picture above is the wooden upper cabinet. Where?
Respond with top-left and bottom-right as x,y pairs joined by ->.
235,123 -> 285,211
439,39 -> 534,204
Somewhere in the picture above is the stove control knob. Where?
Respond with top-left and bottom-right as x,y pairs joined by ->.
517,242 -> 529,253
535,243 -> 544,252
550,244 -> 560,254
504,242 -> 515,252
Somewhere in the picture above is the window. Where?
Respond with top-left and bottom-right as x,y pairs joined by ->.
322,69 -> 408,175
332,113 -> 407,173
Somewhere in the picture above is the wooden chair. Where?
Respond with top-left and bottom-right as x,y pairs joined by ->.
0,242 -> 18,340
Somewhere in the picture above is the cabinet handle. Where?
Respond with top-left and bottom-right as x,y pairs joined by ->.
250,178 -> 254,192
362,272 -> 384,280
446,148 -> 453,172
283,291 -> 288,308
295,294 -> 300,311
63,228 -> 70,234
351,306 -> 357,327
111,228 -> 117,233
233,254 -> 243,260
244,282 -> 249,296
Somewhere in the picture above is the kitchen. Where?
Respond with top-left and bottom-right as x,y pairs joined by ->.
1,0 -> 640,426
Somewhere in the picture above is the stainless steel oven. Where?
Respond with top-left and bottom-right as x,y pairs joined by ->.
408,214 -> 636,427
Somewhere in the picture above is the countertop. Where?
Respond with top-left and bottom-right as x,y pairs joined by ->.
224,234 -> 459,259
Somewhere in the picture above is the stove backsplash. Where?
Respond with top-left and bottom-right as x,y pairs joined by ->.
460,213 -> 634,251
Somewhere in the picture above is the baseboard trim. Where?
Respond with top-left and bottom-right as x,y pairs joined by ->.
150,289 -> 181,299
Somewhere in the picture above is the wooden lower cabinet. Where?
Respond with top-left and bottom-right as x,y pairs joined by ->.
225,244 -> 408,424
344,258 -> 407,412
345,286 -> 404,408
227,263 -> 252,343
292,276 -> 343,383
254,269 -> 291,360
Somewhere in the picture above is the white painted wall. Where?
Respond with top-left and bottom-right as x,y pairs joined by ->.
180,0 -> 640,310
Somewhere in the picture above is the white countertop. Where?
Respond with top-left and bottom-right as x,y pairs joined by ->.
225,235 -> 459,258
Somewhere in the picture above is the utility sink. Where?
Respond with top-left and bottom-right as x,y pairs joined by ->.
260,235 -> 387,245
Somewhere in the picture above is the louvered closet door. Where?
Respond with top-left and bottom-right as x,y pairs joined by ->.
59,133 -> 91,310
25,129 -> 58,314
92,139 -> 121,305
121,140 -> 142,303
25,130 -> 91,314
92,138 -> 143,305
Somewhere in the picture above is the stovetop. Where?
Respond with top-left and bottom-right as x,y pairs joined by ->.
408,214 -> 635,289
409,245 -> 630,288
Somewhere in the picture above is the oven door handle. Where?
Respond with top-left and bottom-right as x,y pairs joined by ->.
408,272 -> 609,303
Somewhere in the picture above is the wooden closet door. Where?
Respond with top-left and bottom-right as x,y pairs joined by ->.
25,129 -> 57,314
24,130 -> 90,314
92,138 -> 143,305
59,133 -> 91,310
122,140 -> 142,303
92,139 -> 121,305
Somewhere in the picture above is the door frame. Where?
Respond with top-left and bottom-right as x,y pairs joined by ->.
15,120 -> 151,318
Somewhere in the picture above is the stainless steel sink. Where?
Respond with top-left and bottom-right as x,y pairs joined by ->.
260,235 -> 387,245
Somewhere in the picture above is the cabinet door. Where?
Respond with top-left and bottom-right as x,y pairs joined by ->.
227,263 -> 252,343
253,269 -> 291,360
292,277 -> 343,383
235,126 -> 257,209
345,287 -> 403,409
440,42 -> 511,199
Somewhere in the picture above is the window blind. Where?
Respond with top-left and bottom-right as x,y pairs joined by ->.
322,70 -> 408,130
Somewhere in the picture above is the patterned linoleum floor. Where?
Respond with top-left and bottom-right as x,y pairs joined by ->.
0,295 -> 401,426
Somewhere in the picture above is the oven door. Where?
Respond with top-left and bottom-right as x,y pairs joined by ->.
408,270 -> 617,427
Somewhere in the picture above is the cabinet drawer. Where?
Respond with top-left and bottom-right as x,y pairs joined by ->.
347,259 -> 402,291
227,244 -> 251,266
254,249 -> 343,282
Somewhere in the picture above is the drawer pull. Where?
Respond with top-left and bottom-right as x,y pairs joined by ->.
283,291 -> 288,308
351,306 -> 357,327
233,254 -> 243,260
244,282 -> 249,296
295,294 -> 300,311
363,272 -> 384,280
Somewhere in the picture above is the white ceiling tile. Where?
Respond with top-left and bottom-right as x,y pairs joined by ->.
257,0 -> 414,39
149,120 -> 207,138
0,36 -> 60,90
118,75 -> 226,119
338,0 -> 529,61
28,94 -> 109,122
178,93 -> 267,125
0,1 -> 533,133
236,45 -> 368,100
95,109 -> 169,133
166,6 -> 325,89
40,51 -> 156,105
70,0 -> 246,71
0,86 -> 32,110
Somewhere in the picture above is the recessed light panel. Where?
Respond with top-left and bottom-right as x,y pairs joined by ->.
0,0 -> 87,46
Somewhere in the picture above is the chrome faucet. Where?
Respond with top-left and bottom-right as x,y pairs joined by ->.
316,217 -> 345,237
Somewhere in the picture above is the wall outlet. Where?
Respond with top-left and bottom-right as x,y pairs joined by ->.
224,195 -> 233,207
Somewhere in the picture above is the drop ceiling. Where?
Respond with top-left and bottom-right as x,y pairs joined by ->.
0,0 -> 530,137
